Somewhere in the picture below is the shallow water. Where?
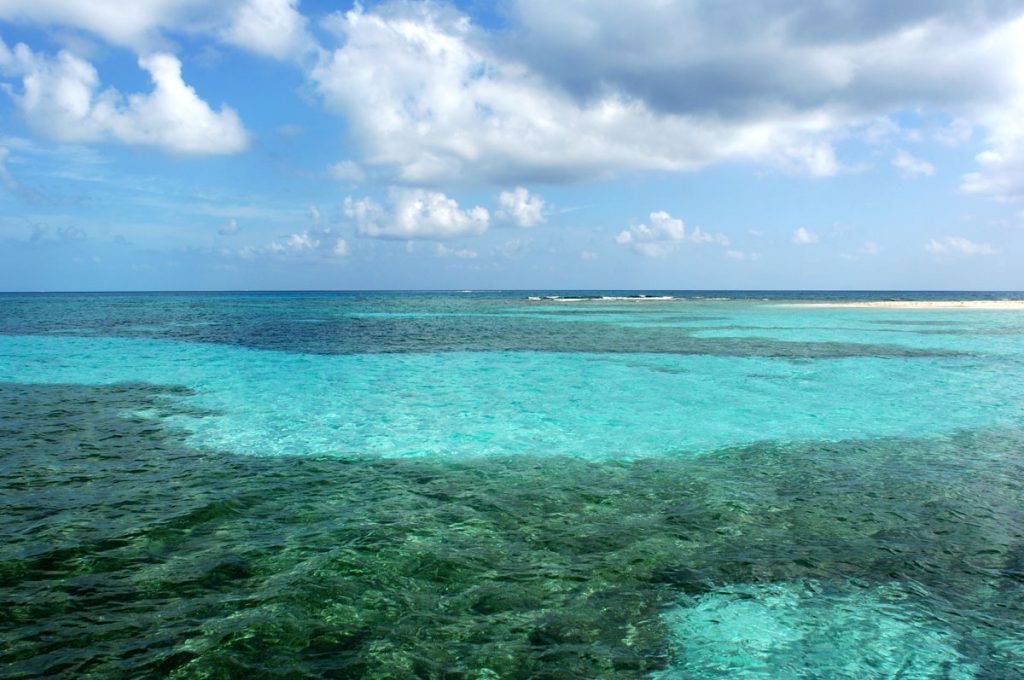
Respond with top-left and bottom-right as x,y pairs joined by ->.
1,292 -> 1023,677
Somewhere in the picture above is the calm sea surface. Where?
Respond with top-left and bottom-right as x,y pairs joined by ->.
1,291 -> 1023,678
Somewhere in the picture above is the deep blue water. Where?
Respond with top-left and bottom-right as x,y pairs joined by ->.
1,291 -> 1022,678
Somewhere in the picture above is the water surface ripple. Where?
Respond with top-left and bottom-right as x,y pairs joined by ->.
1,292 -> 1023,678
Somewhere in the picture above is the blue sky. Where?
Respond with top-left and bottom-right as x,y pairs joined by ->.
1,0 -> 1023,291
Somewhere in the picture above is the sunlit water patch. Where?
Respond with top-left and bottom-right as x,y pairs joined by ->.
660,580 -> 975,679
1,333 -> 1023,458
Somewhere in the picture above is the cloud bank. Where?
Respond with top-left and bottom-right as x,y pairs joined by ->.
305,1 -> 1024,192
4,1 -> 1024,195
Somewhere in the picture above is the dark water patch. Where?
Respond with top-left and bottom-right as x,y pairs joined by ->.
0,293 -> 970,359
867,326 -> 1024,338
2,383 -> 1023,677
6,315 -> 967,360
864,318 -> 1024,338
866,319 -> 973,326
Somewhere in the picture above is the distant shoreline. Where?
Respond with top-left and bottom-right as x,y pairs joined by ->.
788,300 -> 1024,309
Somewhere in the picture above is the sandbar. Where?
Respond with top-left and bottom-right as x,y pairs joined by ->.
787,300 -> 1024,309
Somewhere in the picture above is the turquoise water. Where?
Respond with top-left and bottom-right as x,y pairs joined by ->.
1,292 -> 1023,677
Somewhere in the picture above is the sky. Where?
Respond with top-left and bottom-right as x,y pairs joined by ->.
1,0 -> 1023,291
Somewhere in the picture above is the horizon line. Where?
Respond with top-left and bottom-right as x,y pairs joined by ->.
2,289 -> 1023,295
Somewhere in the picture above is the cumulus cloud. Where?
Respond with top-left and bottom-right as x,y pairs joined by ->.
7,1 -> 1024,191
218,218 -> 239,235
0,36 -> 11,67
958,17 -> 1024,201
496,187 -> 546,227
0,0 -> 205,50
1,44 -> 248,154
892,149 -> 936,177
962,145 -> 1024,201
0,1 -> 312,58
310,4 -> 853,185
507,0 -> 1023,121
239,228 -> 348,260
792,227 -> 819,245
220,0 -> 311,59
616,210 -> 728,256
307,2 -> 1024,186
925,236 -> 996,256
271,231 -> 317,252
343,188 -> 489,239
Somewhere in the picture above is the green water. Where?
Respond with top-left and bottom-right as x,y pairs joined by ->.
1,292 -> 1022,677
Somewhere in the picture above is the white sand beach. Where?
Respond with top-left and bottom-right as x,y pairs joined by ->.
788,300 -> 1024,309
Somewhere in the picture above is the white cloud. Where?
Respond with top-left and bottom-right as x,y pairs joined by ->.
435,243 -> 477,258
958,17 -> 1024,201
343,188 -> 489,239
307,3 -> 1024,186
509,1 -> 1021,115
0,0 -> 206,50
7,2 -> 1024,193
934,118 -> 974,146
962,145 -> 1024,201
310,4 -> 852,185
726,250 -> 761,261
892,149 -> 936,177
0,36 -> 12,67
862,116 -> 901,145
688,226 -> 730,246
328,160 -> 365,183
218,218 -> 239,235
239,228 -> 348,260
0,1 -> 311,58
270,231 -> 318,252
220,0 -> 311,59
3,44 -> 248,154
496,187 -> 546,227
616,210 -> 728,256
308,204 -> 321,224
925,236 -> 996,256
792,227 -> 819,245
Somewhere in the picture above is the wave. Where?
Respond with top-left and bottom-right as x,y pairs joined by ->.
527,295 -> 680,302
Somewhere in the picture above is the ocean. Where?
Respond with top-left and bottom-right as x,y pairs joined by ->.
1,291 -> 1022,677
